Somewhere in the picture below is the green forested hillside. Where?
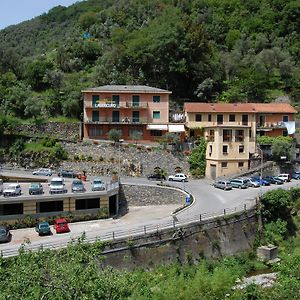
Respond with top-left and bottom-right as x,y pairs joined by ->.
0,0 -> 299,120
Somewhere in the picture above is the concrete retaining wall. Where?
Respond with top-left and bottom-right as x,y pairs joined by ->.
100,209 -> 258,270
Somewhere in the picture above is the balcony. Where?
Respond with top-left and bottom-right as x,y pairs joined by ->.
85,101 -> 148,109
257,121 -> 288,129
85,117 -> 149,124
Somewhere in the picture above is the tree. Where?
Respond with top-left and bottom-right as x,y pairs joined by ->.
271,138 -> 293,161
131,131 -> 142,146
188,138 -> 207,177
107,129 -> 121,144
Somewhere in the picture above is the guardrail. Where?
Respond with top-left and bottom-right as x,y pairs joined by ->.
0,198 -> 258,258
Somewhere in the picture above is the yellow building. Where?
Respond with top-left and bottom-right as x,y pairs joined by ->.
184,102 -> 297,179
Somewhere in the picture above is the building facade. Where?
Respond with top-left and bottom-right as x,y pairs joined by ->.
82,85 -> 175,142
184,103 -> 297,179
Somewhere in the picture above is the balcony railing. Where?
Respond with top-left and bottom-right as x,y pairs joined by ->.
85,117 -> 149,124
257,121 -> 288,129
85,101 -> 148,109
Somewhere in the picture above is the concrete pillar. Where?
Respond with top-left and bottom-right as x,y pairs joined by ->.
100,196 -> 109,210
23,200 -> 37,215
63,197 -> 76,213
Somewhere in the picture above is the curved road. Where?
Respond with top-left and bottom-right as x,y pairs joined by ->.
0,168 -> 299,257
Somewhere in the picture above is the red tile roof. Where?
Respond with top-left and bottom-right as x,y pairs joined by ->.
184,103 -> 297,114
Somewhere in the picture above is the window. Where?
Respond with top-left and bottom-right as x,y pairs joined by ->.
92,111 -> 99,122
221,162 -> 228,168
235,130 -> 244,142
283,130 -> 288,137
89,127 -> 102,137
76,198 -> 100,210
223,129 -> 232,142
0,203 -> 23,215
153,111 -> 160,119
151,130 -> 162,137
112,111 -> 120,122
283,115 -> 289,122
217,114 -> 223,124
92,95 -> 99,107
238,162 -> 244,168
153,95 -> 160,103
132,95 -> 140,107
209,145 -> 212,156
129,129 -> 143,139
208,114 -> 212,122
242,114 -> 248,125
112,95 -> 120,106
239,145 -> 244,153
223,145 -> 228,154
37,201 -> 63,213
132,111 -> 140,122
249,129 -> 252,138
195,114 -> 202,121
209,129 -> 214,142
229,114 -> 235,122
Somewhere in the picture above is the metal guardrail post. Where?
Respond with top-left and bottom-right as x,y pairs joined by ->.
112,231 -> 115,240
144,225 -> 146,234
173,219 -> 175,227
244,204 -> 247,211
223,209 -> 226,215
200,214 -> 202,221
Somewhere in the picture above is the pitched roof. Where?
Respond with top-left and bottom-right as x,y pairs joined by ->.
184,102 -> 297,114
184,103 -> 255,113
82,85 -> 171,94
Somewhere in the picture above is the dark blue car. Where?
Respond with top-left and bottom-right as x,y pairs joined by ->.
292,171 -> 300,180
251,176 -> 270,186
263,176 -> 284,185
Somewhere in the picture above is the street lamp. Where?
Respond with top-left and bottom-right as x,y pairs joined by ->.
118,139 -> 124,182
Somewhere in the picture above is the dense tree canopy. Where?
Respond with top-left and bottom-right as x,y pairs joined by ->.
0,0 -> 299,120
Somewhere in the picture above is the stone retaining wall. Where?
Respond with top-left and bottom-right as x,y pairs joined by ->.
100,209 -> 258,270
13,122 -> 80,141
120,184 -> 186,206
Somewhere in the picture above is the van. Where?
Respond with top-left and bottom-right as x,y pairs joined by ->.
277,174 -> 291,182
49,177 -> 66,194
230,178 -> 248,189
0,179 -> 3,194
213,180 -> 232,190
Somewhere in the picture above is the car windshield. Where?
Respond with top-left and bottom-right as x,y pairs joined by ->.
73,181 -> 83,186
58,222 -> 66,227
31,184 -> 39,188
94,180 -> 103,185
0,229 -> 6,235
51,181 -> 63,186
40,224 -> 49,229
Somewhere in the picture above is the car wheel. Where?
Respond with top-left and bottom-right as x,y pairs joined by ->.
169,178 -> 173,181
239,185 -> 242,189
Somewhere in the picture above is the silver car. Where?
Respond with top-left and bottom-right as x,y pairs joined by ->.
213,180 -> 232,190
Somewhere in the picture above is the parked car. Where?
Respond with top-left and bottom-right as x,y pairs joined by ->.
264,176 -> 284,185
49,177 -> 66,194
29,183 -> 44,195
251,176 -> 270,186
0,179 -> 3,195
32,168 -> 52,176
71,179 -> 85,193
35,222 -> 51,236
213,180 -> 232,190
168,173 -> 188,182
91,178 -> 105,191
0,225 -> 11,243
230,178 -> 248,189
244,178 -> 260,188
58,169 -> 77,178
3,183 -> 21,197
292,171 -> 300,180
277,174 -> 291,182
54,218 -> 70,234
147,173 -> 166,181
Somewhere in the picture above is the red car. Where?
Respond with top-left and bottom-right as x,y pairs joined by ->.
54,218 -> 70,234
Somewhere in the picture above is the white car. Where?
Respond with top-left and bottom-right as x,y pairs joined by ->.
32,168 -> 52,176
277,174 -> 291,182
3,183 -> 21,197
168,173 -> 188,182
49,178 -> 67,194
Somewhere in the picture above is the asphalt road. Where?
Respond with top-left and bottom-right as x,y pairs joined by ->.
1,168 -> 300,257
